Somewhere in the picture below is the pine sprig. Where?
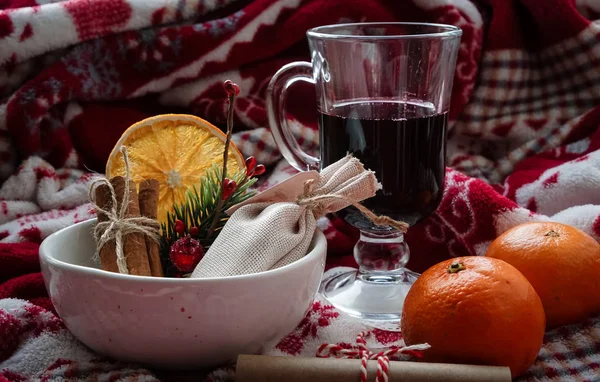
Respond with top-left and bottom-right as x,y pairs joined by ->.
158,80 -> 266,277
160,165 -> 257,248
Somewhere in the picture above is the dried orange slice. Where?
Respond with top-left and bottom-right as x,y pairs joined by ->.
106,114 -> 245,224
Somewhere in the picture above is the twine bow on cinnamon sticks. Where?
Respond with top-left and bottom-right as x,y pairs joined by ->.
89,146 -> 164,277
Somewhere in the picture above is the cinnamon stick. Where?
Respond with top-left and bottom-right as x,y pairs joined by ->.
112,176 -> 152,276
94,183 -> 119,273
139,179 -> 164,277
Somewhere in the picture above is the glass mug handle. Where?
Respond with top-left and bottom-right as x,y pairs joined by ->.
266,61 -> 319,172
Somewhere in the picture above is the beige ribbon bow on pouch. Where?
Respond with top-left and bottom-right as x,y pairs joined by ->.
191,155 -> 408,278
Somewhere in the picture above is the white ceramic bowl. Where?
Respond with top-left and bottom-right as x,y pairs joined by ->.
39,219 -> 326,370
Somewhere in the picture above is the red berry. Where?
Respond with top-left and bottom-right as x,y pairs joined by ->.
253,164 -> 266,176
223,80 -> 240,97
169,235 -> 204,273
245,156 -> 257,176
222,178 -> 237,200
190,226 -> 199,236
227,180 -> 236,190
175,219 -> 185,234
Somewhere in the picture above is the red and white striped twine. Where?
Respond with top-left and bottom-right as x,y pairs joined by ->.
316,331 -> 430,382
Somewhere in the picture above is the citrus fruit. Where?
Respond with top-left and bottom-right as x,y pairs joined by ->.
401,256 -> 545,377
486,221 -> 600,328
106,114 -> 245,223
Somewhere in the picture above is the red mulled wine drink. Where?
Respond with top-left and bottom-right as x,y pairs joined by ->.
319,101 -> 447,228
267,22 -> 461,324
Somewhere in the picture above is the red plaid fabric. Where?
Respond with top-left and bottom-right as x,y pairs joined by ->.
450,18 -> 600,182
0,0 -> 599,381
525,317 -> 600,380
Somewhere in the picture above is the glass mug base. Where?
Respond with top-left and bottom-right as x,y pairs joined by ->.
321,229 -> 420,328
321,267 -> 420,330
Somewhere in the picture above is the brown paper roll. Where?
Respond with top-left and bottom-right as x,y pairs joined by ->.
112,176 -> 151,276
236,355 -> 512,382
139,179 -> 163,277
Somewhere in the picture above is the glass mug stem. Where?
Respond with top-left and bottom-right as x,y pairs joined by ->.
355,231 -> 409,278
266,61 -> 319,172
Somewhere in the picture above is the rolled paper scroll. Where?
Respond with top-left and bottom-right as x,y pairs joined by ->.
236,355 -> 512,382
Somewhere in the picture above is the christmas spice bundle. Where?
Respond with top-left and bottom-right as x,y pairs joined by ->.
90,149 -> 164,277
87,81 -> 267,278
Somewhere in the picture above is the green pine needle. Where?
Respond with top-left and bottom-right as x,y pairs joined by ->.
160,166 -> 258,255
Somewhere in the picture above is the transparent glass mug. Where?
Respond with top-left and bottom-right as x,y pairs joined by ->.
266,23 -> 461,326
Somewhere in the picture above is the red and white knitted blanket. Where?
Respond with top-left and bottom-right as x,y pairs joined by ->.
1,0 -> 600,381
